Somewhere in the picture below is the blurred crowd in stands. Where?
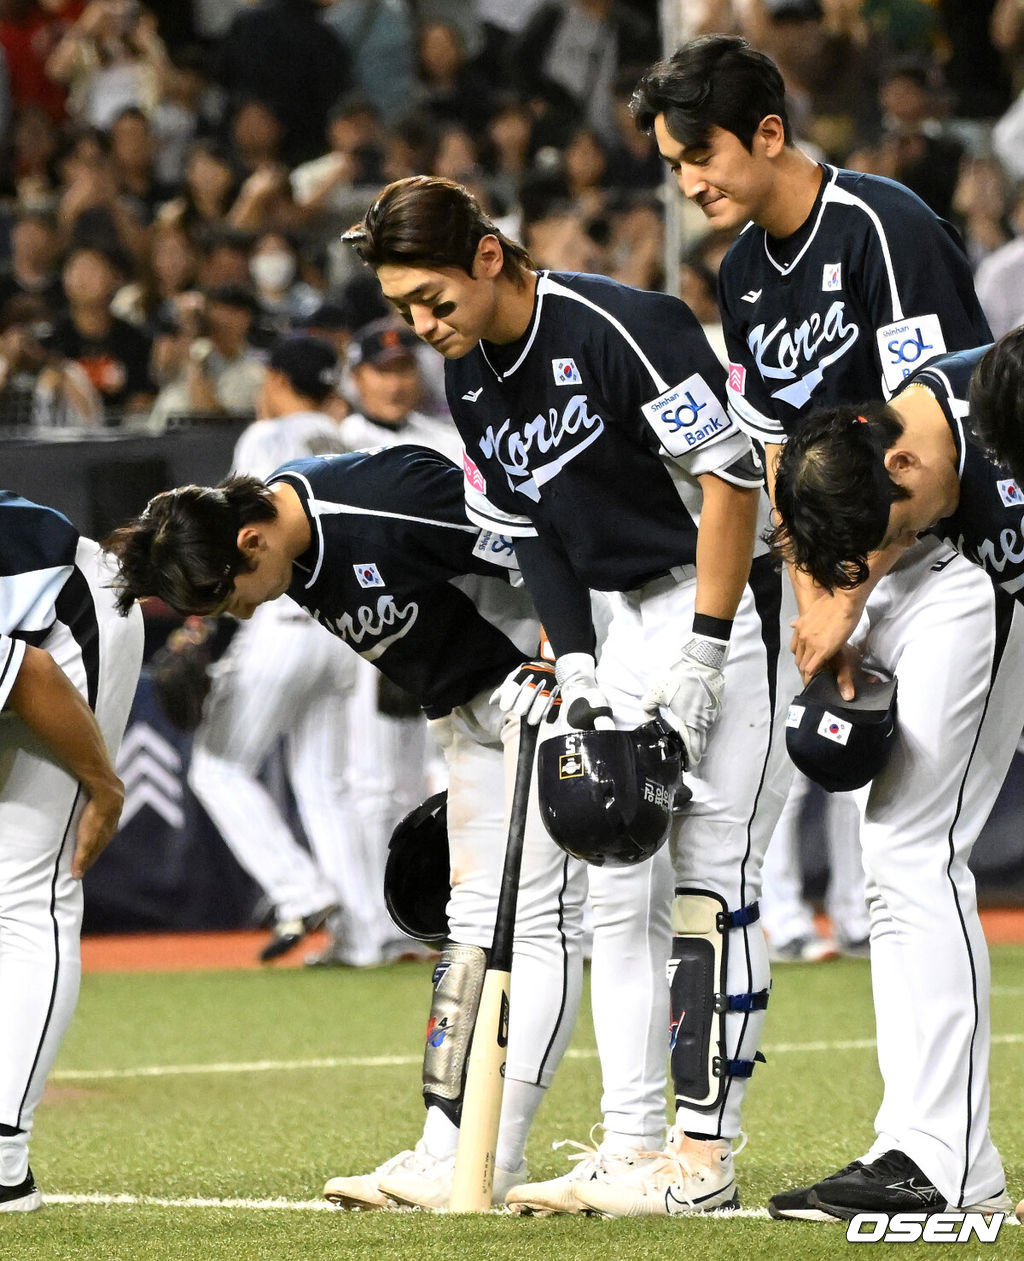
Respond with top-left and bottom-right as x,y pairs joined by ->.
0,0 -> 1023,431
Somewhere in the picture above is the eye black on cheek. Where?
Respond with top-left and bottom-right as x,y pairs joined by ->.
433,302 -> 456,319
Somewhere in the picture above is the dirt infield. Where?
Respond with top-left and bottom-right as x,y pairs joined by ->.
79,911 -> 1024,973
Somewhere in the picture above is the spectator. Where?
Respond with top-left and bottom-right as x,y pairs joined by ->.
226,159 -> 306,235
158,138 -> 239,241
7,103 -> 61,208
320,0 -> 415,124
340,316 -> 459,458
870,55 -> 965,220
485,93 -> 534,210
0,292 -> 101,427
415,16 -> 493,137
974,184 -> 1024,338
110,219 -> 198,332
48,243 -> 154,422
149,44 -> 212,187
54,123 -> 146,262
215,0 -> 354,166
147,283 -> 265,428
289,94 -> 385,217
248,229 -> 323,330
0,208 -> 65,318
508,0 -> 658,148
0,0 -> 82,122
380,110 -> 440,182
108,103 -> 173,223
952,153 -> 1013,271
228,97 -> 285,175
45,0 -> 172,129
194,225 -> 252,289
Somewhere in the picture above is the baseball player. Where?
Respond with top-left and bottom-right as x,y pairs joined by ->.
632,35 -> 1023,1219
770,334 -> 1024,607
105,445 -> 588,1211
0,493 -> 143,1211
187,335 -> 377,964
315,318 -> 464,966
345,175 -> 798,1216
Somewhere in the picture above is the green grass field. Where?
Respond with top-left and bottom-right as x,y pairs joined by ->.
3,946 -> 1023,1260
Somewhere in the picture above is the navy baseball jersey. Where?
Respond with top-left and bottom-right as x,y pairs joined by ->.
0,490 -> 96,706
898,348 -> 1024,602
444,271 -> 763,649
720,166 -> 991,444
268,446 -> 540,717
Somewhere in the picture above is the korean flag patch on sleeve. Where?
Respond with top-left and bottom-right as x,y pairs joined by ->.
641,373 -> 733,457
876,314 -> 946,394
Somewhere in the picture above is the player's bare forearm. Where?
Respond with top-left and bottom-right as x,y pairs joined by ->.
790,540 -> 912,692
8,644 -> 125,877
693,473 -> 758,621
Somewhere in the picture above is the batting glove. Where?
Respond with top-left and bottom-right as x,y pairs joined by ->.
553,652 -> 614,731
492,659 -> 561,726
640,633 -> 728,767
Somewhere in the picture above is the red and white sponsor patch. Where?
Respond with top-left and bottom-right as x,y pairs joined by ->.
728,362 -> 746,394
463,452 -> 486,493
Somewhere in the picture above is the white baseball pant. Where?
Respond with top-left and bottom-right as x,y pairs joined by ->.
0,542 -> 142,1184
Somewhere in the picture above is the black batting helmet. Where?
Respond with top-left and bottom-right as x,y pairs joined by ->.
786,671 -> 898,793
537,719 -> 686,867
383,791 -> 450,943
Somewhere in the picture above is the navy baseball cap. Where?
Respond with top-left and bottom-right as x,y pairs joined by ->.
349,318 -> 419,368
786,671 -> 898,793
268,335 -> 340,401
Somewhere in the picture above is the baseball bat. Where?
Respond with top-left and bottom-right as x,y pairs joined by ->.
448,718 -> 540,1213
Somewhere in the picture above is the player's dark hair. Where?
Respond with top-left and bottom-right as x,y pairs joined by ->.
968,328 -> 1024,487
342,176 -> 532,284
631,35 -> 791,151
765,402 -> 909,591
104,477 -> 277,616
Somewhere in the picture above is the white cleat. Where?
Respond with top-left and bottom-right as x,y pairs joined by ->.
378,1155 -> 527,1211
324,1146 -> 440,1210
574,1131 -> 741,1218
504,1133 -> 663,1217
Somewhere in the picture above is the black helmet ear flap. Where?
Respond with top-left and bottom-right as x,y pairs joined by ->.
785,672 -> 898,793
384,791 -> 450,943
537,719 -> 686,866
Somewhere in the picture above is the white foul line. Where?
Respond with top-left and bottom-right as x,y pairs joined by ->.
52,1032 -> 1024,1083
40,1191 -> 771,1217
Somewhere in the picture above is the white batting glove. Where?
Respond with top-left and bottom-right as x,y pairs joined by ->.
640,633 -> 728,767
491,659 -> 561,726
554,652 -> 614,731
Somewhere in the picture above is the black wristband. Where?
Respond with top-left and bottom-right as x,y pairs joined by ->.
692,613 -> 733,640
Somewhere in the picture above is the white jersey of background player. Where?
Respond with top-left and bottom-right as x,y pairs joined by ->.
347,176 -> 799,1217
0,494 -> 142,1212
634,36 -> 1023,1219
312,318 -> 465,966
187,335 -> 385,964
106,445 -> 589,1212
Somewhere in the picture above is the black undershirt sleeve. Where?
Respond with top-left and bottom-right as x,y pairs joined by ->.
513,534 -> 596,659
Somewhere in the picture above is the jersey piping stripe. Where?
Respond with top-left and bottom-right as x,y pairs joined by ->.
17,786 -> 79,1126
0,635 -> 25,710
530,853 -> 574,1087
945,589 -> 1015,1202
825,182 -> 904,322
761,165 -> 838,277
497,274 -> 670,394
480,282 -> 547,379
310,499 -> 479,532
917,367 -> 969,480
269,472 -> 327,588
